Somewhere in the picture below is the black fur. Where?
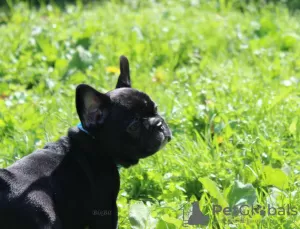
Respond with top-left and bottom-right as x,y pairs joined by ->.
0,56 -> 171,229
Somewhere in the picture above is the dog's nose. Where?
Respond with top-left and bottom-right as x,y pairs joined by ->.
164,125 -> 172,142
146,117 -> 172,142
148,117 -> 161,127
166,135 -> 172,142
146,117 -> 164,131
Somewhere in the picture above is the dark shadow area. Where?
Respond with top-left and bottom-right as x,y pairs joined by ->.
0,0 -> 300,11
229,0 -> 300,12
0,0 -> 106,11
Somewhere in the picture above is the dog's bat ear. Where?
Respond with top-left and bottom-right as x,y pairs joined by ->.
116,55 -> 131,88
76,84 -> 111,130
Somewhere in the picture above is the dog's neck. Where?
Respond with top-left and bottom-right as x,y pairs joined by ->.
68,127 -> 92,151
67,126 -> 122,170
66,127 -> 120,201
68,126 -> 107,156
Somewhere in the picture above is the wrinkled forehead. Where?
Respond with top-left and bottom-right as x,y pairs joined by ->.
107,88 -> 156,115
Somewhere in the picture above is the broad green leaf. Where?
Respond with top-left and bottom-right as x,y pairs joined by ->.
68,46 -> 93,72
156,219 -> 176,229
129,202 -> 157,229
263,166 -> 289,190
36,35 -> 57,62
160,214 -> 182,228
289,117 -> 298,135
226,180 -> 257,208
199,177 -> 227,207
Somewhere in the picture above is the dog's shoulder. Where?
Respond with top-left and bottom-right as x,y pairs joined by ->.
8,137 -> 69,173
0,137 -> 70,195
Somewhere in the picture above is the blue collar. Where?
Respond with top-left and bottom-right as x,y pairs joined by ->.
77,123 -> 122,172
77,123 -> 90,135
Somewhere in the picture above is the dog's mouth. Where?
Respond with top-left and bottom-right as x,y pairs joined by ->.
115,133 -> 171,168
139,134 -> 170,158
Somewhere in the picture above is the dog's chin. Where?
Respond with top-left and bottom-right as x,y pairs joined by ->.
141,140 -> 168,158
115,140 -> 168,168
116,158 -> 139,168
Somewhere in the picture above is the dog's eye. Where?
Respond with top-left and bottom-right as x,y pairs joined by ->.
127,121 -> 140,133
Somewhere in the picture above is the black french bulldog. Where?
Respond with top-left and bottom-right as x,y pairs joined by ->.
0,56 -> 171,229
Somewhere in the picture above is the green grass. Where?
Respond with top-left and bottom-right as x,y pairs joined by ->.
0,0 -> 300,228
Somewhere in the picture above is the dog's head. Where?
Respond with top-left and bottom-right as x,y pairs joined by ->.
76,56 -> 171,167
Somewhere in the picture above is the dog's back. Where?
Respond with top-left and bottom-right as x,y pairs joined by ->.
0,147 -> 65,228
0,133 -> 119,229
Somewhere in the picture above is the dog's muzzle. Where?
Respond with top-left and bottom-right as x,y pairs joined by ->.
143,116 -> 172,142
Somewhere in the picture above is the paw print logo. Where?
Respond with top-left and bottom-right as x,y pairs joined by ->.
182,201 -> 210,226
